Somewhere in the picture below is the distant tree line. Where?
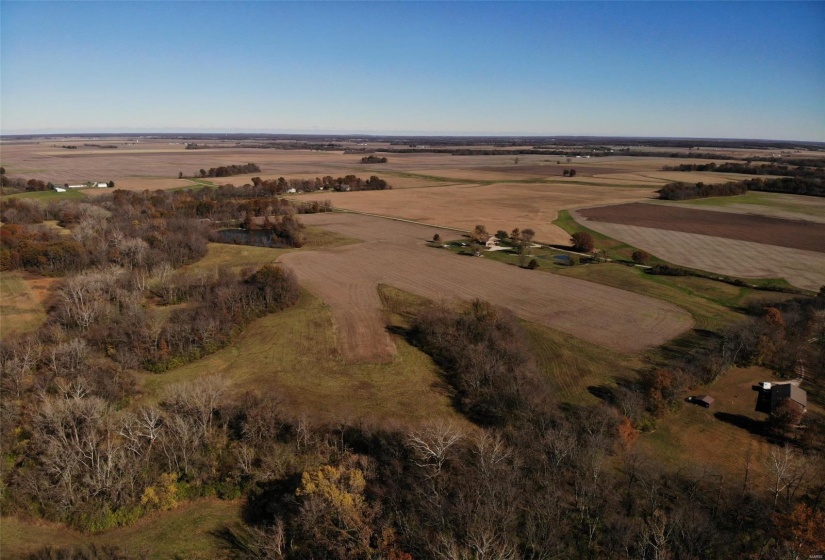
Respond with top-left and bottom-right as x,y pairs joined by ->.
250,174 -> 390,193
663,161 -> 825,179
360,155 -> 388,164
657,181 -> 749,200
185,163 -> 261,178
83,144 -> 118,149
657,177 -> 824,199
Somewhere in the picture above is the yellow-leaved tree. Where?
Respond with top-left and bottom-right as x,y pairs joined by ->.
294,462 -> 377,560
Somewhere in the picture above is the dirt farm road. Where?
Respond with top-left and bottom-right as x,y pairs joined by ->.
278,213 -> 693,363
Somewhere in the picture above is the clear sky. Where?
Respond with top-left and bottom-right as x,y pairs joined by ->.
1,1 -> 823,141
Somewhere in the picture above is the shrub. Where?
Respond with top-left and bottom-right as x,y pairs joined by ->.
631,250 -> 651,265
527,258 -> 539,269
570,231 -> 595,252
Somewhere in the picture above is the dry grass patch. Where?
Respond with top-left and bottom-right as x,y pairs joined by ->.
0,272 -> 54,339
139,290 -> 462,427
0,498 -> 241,559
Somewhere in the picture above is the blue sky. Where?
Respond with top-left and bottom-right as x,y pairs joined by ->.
2,1 -> 823,141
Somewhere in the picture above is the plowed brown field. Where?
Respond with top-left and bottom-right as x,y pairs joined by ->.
278,213 -> 693,363
579,203 -> 825,253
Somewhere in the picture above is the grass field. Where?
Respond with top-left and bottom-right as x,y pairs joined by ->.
139,289 -> 462,427
674,191 -> 825,222
0,498 -> 242,559
0,271 -> 51,339
1,189 -> 86,201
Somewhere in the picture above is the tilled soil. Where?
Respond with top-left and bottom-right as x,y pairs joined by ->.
578,203 -> 825,254
278,213 -> 693,363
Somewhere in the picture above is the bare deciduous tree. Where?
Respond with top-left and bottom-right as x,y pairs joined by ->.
407,422 -> 464,477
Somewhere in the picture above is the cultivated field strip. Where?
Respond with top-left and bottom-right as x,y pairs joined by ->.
279,213 -> 693,363
573,215 -> 825,291
306,181 -> 658,246
578,203 -> 825,253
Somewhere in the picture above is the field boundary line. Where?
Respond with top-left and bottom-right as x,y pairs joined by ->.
330,208 -> 470,234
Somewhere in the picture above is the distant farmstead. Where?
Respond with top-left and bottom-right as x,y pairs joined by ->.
485,236 -> 500,249
56,181 -> 111,191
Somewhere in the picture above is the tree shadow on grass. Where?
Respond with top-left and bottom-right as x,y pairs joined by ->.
588,385 -> 616,405
714,412 -> 766,437
587,376 -> 639,406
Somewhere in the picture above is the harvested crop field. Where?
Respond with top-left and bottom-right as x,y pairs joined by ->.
579,202 -> 825,253
278,213 -> 693,362
299,181 -> 659,246
573,214 -> 825,291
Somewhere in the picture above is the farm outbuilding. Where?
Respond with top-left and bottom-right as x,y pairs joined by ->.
697,396 -> 714,408
754,382 -> 807,414
687,395 -> 714,408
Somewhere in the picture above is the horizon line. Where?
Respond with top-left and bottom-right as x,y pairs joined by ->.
2,130 -> 824,146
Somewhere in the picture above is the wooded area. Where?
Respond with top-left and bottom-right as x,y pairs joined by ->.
1,182 -> 824,559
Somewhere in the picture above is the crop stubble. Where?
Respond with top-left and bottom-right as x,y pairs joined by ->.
278,213 -> 693,363
573,205 -> 825,291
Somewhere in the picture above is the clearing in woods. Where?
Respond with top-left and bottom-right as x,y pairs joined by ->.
139,289 -> 464,427
0,498 -> 242,560
0,272 -> 55,339
277,212 -> 693,362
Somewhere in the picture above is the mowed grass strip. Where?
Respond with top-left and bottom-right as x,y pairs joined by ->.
0,498 -> 241,560
1,189 -> 87,201
0,271 -> 49,339
553,209 -> 641,262
139,290 -> 461,427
